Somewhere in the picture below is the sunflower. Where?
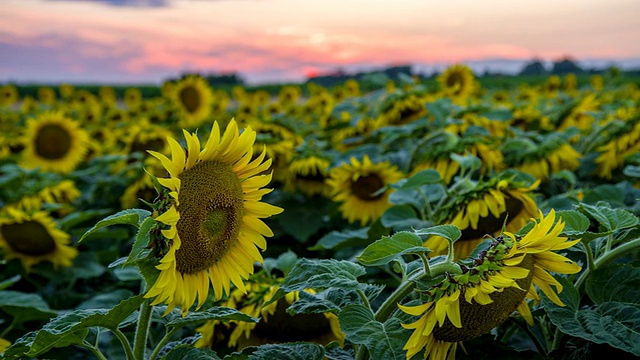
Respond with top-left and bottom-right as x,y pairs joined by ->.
9,179 -> 81,216
59,83 -> 74,99
425,179 -> 539,260
144,119 -> 283,315
120,174 -> 157,209
376,92 -> 428,128
594,119 -> 640,179
437,65 -> 476,102
514,143 -> 581,181
0,84 -> 19,107
37,87 -> 57,105
124,88 -> 142,109
0,337 -> 10,353
542,76 -> 561,97
195,275 -> 344,350
400,210 -> 581,359
250,121 -> 298,180
0,208 -> 78,271
171,75 -> 214,128
510,107 -> 553,132
284,155 -> 332,196
558,94 -> 599,132
20,111 -> 89,174
327,155 -> 404,226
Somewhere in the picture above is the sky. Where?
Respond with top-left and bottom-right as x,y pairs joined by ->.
1,0 -> 639,85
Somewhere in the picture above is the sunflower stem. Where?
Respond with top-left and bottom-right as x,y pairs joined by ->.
112,328 -> 136,360
605,233 -> 614,253
0,318 -> 17,338
374,261 -> 459,323
575,237 -> 640,290
416,188 -> 432,219
418,253 -> 431,277
149,327 -> 178,360
80,341 -> 108,360
357,289 -> 371,310
132,299 -> 153,360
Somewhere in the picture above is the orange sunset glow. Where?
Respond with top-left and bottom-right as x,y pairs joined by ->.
1,0 -> 639,84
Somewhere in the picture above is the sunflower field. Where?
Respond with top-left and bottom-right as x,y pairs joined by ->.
1,67 -> 640,360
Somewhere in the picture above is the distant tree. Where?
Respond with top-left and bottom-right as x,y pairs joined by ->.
551,57 -> 584,75
519,59 -> 548,76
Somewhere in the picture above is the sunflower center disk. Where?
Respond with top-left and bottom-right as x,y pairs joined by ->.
0,221 -> 58,256
174,161 -> 244,275
459,195 -> 524,241
179,86 -> 201,113
432,254 -> 535,342
350,174 -> 385,201
35,124 -> 72,160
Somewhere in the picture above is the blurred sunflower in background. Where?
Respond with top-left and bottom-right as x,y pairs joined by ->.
20,111 -> 89,174
376,91 -> 428,127
426,178 -> 539,259
504,136 -> 582,181
437,64 -> 477,103
145,119 -> 283,315
37,87 -> 57,105
594,118 -> 640,179
0,208 -> 78,271
327,155 -> 404,225
284,154 -> 332,196
401,210 -> 581,360
195,273 -> 344,351
0,84 -> 19,107
171,75 -> 214,128
124,87 -> 143,110
9,179 -> 81,217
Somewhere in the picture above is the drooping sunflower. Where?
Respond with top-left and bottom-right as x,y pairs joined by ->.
437,65 -> 476,102
504,136 -> 582,181
171,75 -> 214,128
284,155 -> 332,197
594,118 -> 640,179
20,111 -> 89,174
376,91 -> 428,128
0,208 -> 78,271
426,178 -> 539,260
145,119 -> 283,315
326,155 -> 404,226
195,274 -> 344,350
9,179 -> 81,216
400,210 -> 581,360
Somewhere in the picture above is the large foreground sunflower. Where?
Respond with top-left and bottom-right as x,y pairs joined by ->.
145,119 -> 283,315
20,111 -> 89,174
0,208 -> 78,271
326,155 -> 404,225
426,179 -> 539,259
400,210 -> 581,359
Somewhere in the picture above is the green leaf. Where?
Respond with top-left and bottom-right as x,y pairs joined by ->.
161,345 -> 221,360
413,224 -> 461,242
125,216 -> 155,264
57,209 -> 112,232
280,259 -> 366,292
397,170 -> 441,189
0,275 -> 21,290
224,343 -> 325,360
357,232 -> 429,267
9,295 -> 144,358
77,289 -> 135,310
166,306 -> 258,328
579,203 -> 639,232
380,205 -> 431,231
586,264 -> 640,304
557,210 -> 590,235
623,165 -> 640,178
0,290 -> 57,322
324,342 -> 355,360
79,208 -> 151,243
338,304 -> 406,360
310,228 -> 370,250
450,153 -> 481,173
544,277 -> 640,356
276,250 -> 298,275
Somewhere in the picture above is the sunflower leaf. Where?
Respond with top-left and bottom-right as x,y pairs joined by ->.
310,228 -> 370,250
224,342 -> 325,360
0,275 -> 21,290
413,224 -> 462,243
586,264 -> 640,305
166,306 -> 258,328
338,304 -> 406,360
557,210 -> 590,235
543,276 -> 640,356
5,295 -> 144,358
380,205 -> 432,231
79,208 -> 151,243
579,203 -> 639,232
396,169 -> 442,189
125,216 -> 155,265
278,259 -> 366,295
0,290 -> 57,322
357,232 -> 429,267
161,345 -> 221,360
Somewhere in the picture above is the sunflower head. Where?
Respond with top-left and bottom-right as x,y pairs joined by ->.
284,154 -> 332,197
20,111 -> 89,174
0,208 -> 78,271
144,119 -> 283,316
37,87 -> 57,105
196,273 -> 344,350
171,75 -> 214,128
124,88 -> 143,109
426,178 -> 539,259
327,155 -> 404,225
401,209 -> 581,359
0,84 -> 19,107
437,64 -> 476,101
